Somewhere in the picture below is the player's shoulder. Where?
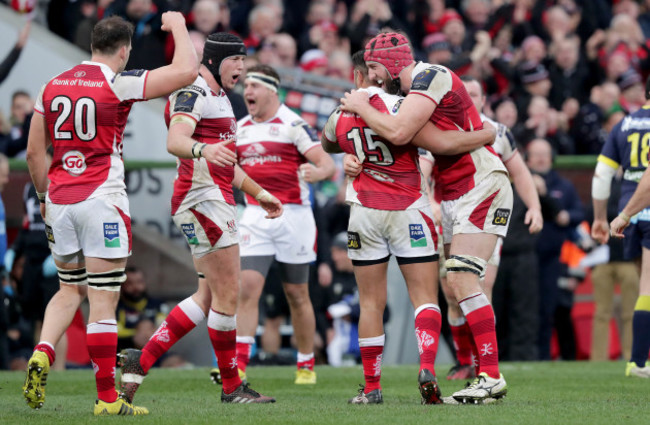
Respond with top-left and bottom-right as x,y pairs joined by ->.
237,114 -> 254,127
410,62 -> 452,91
173,76 -> 209,98
278,104 -> 305,125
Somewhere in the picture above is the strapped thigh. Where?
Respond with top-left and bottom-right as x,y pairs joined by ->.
87,268 -> 126,292
57,267 -> 88,286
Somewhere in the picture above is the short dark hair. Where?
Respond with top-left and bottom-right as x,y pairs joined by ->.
460,75 -> 483,97
11,90 -> 30,102
91,16 -> 134,55
352,50 -> 367,76
246,64 -> 281,84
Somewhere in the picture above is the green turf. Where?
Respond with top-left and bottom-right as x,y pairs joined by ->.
0,361 -> 647,424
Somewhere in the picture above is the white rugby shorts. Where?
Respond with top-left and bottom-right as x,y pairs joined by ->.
45,192 -> 131,260
346,203 -> 438,263
441,171 -> 513,243
239,204 -> 316,264
173,200 -> 239,258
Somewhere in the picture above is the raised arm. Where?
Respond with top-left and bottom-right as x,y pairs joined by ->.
340,90 -> 434,145
143,12 -> 198,99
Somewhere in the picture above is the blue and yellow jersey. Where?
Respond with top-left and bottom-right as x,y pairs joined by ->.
599,106 -> 650,209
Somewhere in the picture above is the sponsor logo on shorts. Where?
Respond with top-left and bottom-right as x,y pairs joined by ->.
241,234 -> 250,246
62,150 -> 87,176
297,245 -> 308,256
347,231 -> 361,250
181,223 -> 199,245
492,208 -> 511,226
103,223 -> 120,248
45,224 -> 55,243
227,219 -> 237,234
409,224 -> 427,248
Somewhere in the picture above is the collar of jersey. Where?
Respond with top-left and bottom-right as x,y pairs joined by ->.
81,61 -> 115,79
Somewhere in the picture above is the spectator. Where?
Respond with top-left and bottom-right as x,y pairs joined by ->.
571,82 -> 621,155
0,21 -> 30,85
526,139 -> 584,360
344,0 -> 405,53
0,90 -> 33,158
491,96 -> 519,130
617,69 -> 646,114
244,5 -> 283,52
514,96 -> 574,154
514,61 -> 552,121
589,174 -> 639,361
74,0 -> 100,53
112,0 -> 168,70
0,153 -> 8,369
548,36 -> 589,110
327,50 -> 352,81
257,33 -> 297,68
300,49 -> 328,76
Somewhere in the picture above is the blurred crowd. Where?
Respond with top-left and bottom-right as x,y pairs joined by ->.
0,0 -> 646,369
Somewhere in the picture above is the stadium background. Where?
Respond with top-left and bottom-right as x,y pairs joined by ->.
0,0 -> 631,368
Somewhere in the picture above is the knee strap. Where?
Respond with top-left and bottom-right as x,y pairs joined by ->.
445,255 -> 487,277
57,267 -> 88,285
87,268 -> 126,291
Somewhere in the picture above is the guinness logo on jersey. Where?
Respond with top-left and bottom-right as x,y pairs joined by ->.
62,150 -> 87,176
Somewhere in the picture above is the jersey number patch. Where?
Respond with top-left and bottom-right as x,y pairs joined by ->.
347,127 -> 394,166
51,96 -> 97,141
627,132 -> 650,168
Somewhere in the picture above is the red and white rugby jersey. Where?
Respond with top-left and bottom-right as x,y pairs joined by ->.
409,62 -> 506,201
165,76 -> 238,215
236,104 -> 320,206
323,86 -> 429,211
481,113 -> 517,163
34,61 -> 149,204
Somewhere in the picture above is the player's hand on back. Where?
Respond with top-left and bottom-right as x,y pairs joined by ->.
481,121 -> 497,145
591,218 -> 610,244
340,90 -> 369,114
161,11 -> 186,32
202,140 -> 237,167
343,154 -> 362,177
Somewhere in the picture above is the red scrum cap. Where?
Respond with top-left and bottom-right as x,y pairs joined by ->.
364,32 -> 414,80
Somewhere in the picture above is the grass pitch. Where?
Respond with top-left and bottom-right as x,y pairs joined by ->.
0,361 -> 646,425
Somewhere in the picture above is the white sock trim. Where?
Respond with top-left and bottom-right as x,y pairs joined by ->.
448,316 -> 466,327
87,320 -> 118,334
122,373 -> 145,384
297,352 -> 314,363
414,303 -> 440,318
208,310 -> 236,331
359,334 -> 385,347
459,292 -> 489,316
236,336 -> 255,345
37,341 -> 55,351
178,297 -> 207,325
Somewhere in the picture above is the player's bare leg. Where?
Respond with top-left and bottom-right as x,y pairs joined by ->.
482,264 -> 498,303
626,247 -> 650,378
199,245 -> 274,403
400,260 -> 443,404
236,269 -> 266,375
283,281 -> 317,384
24,260 -> 86,409
349,262 -> 387,404
446,234 -> 507,403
